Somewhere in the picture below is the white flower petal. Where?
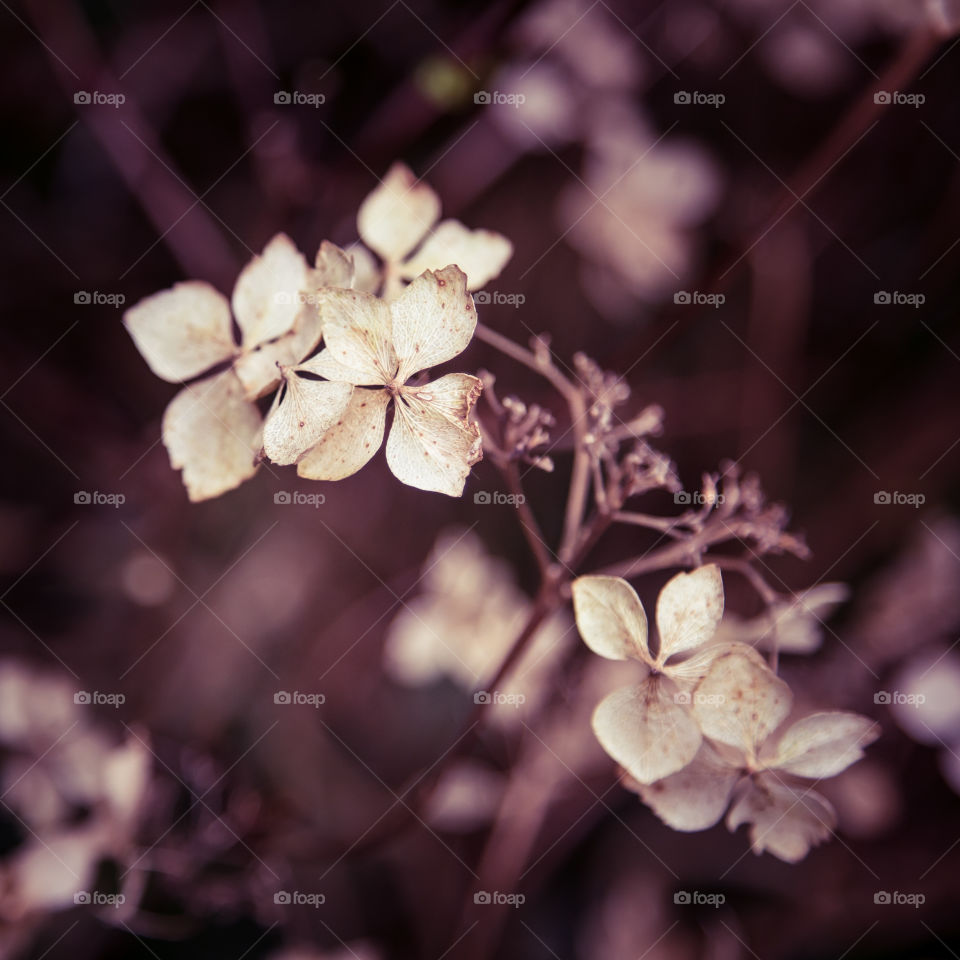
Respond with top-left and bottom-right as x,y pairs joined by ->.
124,281 -> 236,383
571,576 -> 650,663
592,679 -> 702,784
233,308 -> 323,399
386,374 -> 482,497
357,162 -> 441,263
314,289 -> 396,384
692,647 -> 792,756
726,775 -> 835,863
232,233 -> 311,348
297,388 -> 390,481
261,372 -> 354,465
389,265 -> 477,380
632,741 -> 740,831
400,219 -> 513,291
771,712 -> 879,779
346,242 -> 382,294
162,369 -> 261,502
655,564 -> 724,663
314,240 -> 355,288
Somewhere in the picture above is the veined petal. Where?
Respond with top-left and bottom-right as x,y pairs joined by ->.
232,234 -> 311,348
770,712 -> 880,779
390,265 -> 477,381
124,281 -> 236,383
400,219 -> 513,291
632,741 -> 740,831
346,242 -> 381,294
655,564 -> 724,664
233,308 -> 323,400
386,374 -> 482,497
261,372 -> 354,465
592,678 -> 702,784
726,775 -> 836,863
297,389 -> 390,481
571,576 -> 651,664
161,369 -> 261,502
357,162 -> 440,263
314,240 -> 355,289
692,647 -> 792,758
314,289 -> 396,385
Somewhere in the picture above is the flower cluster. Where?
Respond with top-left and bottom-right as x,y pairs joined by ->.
123,165 -> 513,500
572,566 -> 879,861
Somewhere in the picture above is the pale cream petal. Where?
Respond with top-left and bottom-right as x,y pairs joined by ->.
655,564 -> 724,663
124,281 -> 236,383
314,288 -> 397,384
297,389 -> 390,481
314,240 -> 355,288
632,741 -> 740,831
726,776 -> 835,863
233,309 -> 323,399
771,712 -> 880,779
386,374 -> 482,497
232,233 -> 310,348
162,370 -> 261,502
346,242 -> 382,294
400,219 -> 513,291
592,678 -> 703,784
571,576 -> 651,664
390,265 -> 477,381
357,162 -> 440,263
692,647 -> 792,757
261,371 -> 354,465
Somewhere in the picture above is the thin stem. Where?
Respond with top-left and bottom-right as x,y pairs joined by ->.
502,461 -> 554,577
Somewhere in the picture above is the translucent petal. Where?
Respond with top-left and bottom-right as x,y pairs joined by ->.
400,219 -> 513,291
297,389 -> 390,481
124,281 -> 236,383
771,712 -> 879,779
261,372 -> 354,465
232,233 -> 310,348
386,374 -> 482,496
313,289 -> 396,385
655,564 -> 724,663
162,369 -> 261,501
389,265 -> 477,380
571,576 -> 651,663
357,162 -> 440,263
592,678 -> 702,784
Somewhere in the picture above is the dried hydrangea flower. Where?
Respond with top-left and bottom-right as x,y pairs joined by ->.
572,565 -> 735,783
632,648 -> 879,862
285,264 -> 483,497
356,163 -> 513,297
124,235 -> 354,501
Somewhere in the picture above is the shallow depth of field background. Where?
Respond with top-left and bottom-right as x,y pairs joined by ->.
1,1 -> 960,959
